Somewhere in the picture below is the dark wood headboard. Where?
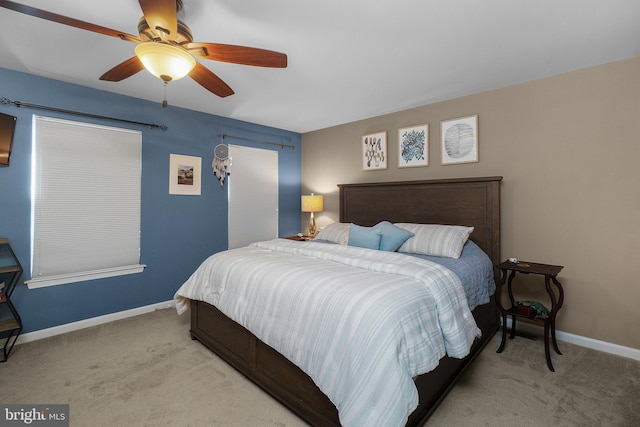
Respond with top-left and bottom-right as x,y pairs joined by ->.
338,176 -> 502,267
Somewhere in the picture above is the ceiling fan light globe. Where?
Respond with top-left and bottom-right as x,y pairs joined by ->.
135,42 -> 196,82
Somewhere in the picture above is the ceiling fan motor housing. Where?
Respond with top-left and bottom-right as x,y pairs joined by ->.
137,17 -> 193,44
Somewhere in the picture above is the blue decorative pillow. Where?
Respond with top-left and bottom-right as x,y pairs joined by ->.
373,221 -> 415,251
348,224 -> 382,250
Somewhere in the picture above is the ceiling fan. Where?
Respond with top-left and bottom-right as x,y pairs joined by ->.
0,0 -> 287,103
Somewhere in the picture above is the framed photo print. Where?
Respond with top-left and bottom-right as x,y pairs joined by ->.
169,154 -> 202,195
362,131 -> 387,171
398,124 -> 429,168
440,115 -> 478,165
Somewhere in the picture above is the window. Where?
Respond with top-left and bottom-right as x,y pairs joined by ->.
27,116 -> 144,289
228,145 -> 278,249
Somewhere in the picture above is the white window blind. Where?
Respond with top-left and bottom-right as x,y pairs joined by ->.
228,145 -> 278,249
27,115 -> 144,288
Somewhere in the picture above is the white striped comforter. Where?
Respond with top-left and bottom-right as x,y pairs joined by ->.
174,239 -> 480,427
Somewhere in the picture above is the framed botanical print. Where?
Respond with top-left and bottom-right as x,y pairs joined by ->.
362,131 -> 387,171
398,124 -> 429,168
441,115 -> 478,165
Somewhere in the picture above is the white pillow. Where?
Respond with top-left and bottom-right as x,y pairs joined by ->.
314,222 -> 350,245
394,223 -> 474,259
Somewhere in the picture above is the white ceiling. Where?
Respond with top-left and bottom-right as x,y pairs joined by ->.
1,1 -> 639,134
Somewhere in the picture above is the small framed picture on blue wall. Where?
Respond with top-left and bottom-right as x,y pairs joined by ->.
169,154 -> 202,195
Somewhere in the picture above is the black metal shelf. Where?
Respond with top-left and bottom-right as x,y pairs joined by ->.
0,238 -> 23,362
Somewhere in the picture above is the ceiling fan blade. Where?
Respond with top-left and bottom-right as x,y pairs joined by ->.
0,0 -> 141,43
189,63 -> 234,98
99,57 -> 145,82
187,43 -> 287,68
138,0 -> 177,40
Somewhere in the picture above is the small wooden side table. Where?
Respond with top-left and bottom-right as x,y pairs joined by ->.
283,235 -> 311,241
495,260 -> 564,371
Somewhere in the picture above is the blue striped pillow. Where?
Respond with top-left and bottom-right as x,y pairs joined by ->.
394,223 -> 474,258
314,222 -> 350,245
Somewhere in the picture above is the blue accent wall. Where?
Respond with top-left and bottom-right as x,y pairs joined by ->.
0,67 -> 301,333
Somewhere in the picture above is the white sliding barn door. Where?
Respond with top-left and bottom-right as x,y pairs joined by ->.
228,145 -> 279,249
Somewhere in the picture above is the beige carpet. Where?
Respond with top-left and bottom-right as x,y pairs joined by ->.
1,308 -> 638,426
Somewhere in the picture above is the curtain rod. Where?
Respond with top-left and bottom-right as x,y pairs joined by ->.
0,97 -> 167,130
220,133 -> 295,150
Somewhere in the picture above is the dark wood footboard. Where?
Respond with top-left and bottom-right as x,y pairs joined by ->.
191,299 -> 340,426
407,297 -> 499,425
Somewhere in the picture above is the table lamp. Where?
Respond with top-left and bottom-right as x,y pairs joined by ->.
301,193 -> 323,237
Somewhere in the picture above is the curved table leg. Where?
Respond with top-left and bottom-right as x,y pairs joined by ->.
550,276 -> 564,355
544,320 -> 554,372
551,317 -> 562,355
509,314 -> 517,339
497,312 -> 507,353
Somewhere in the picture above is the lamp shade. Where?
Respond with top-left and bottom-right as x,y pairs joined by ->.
301,194 -> 323,212
135,42 -> 196,82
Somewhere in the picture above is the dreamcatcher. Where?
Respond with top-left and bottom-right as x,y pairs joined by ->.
213,143 -> 232,187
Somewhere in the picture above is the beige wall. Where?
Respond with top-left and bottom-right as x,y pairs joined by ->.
301,57 -> 640,351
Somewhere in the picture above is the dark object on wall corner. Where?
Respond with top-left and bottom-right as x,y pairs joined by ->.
0,112 -> 17,167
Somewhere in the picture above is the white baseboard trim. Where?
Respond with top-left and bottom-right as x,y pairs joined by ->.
503,318 -> 640,361
15,302 -> 639,361
16,300 -> 176,345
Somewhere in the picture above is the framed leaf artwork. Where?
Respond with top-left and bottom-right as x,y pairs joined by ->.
398,124 -> 429,168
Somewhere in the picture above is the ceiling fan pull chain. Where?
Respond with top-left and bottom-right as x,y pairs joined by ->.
162,81 -> 168,108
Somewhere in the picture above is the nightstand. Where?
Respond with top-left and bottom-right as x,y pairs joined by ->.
283,235 -> 311,241
495,260 -> 564,371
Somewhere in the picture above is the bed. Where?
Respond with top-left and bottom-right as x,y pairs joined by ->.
176,176 -> 502,426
